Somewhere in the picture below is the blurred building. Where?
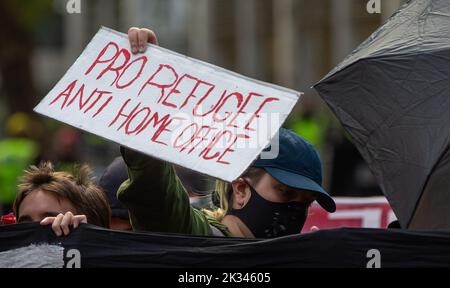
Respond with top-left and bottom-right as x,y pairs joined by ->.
1,0 -> 403,195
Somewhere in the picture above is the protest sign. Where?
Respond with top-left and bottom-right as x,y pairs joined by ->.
34,27 -> 300,181
302,197 -> 397,232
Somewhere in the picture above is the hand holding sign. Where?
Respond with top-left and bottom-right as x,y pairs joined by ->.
128,27 -> 158,53
34,27 -> 300,181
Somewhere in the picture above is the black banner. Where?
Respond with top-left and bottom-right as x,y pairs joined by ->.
1,222 -> 450,268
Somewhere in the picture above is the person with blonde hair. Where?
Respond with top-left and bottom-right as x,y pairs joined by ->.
117,28 -> 335,238
119,127 -> 335,238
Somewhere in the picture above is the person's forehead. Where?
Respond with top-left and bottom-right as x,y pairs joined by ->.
19,189 -> 73,213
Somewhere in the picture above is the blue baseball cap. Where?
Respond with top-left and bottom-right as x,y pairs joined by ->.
252,128 -> 336,213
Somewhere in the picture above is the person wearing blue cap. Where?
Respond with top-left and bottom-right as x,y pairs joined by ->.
117,28 -> 336,238
218,128 -> 336,238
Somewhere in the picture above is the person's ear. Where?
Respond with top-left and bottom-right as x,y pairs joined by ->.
231,178 -> 251,209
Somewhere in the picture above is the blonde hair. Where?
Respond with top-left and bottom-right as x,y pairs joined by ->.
202,167 -> 265,221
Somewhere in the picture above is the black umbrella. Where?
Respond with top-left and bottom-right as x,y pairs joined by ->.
314,0 -> 450,229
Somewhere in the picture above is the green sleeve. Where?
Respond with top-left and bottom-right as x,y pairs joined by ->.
117,147 -> 214,236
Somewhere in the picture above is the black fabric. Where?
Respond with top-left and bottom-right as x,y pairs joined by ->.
314,0 -> 450,228
2,222 -> 450,267
98,156 -> 129,220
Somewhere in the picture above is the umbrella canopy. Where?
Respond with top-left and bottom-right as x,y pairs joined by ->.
314,0 -> 450,229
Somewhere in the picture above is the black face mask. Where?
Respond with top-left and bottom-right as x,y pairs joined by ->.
228,182 -> 308,238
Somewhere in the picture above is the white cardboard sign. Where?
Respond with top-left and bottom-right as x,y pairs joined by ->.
34,27 -> 300,181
